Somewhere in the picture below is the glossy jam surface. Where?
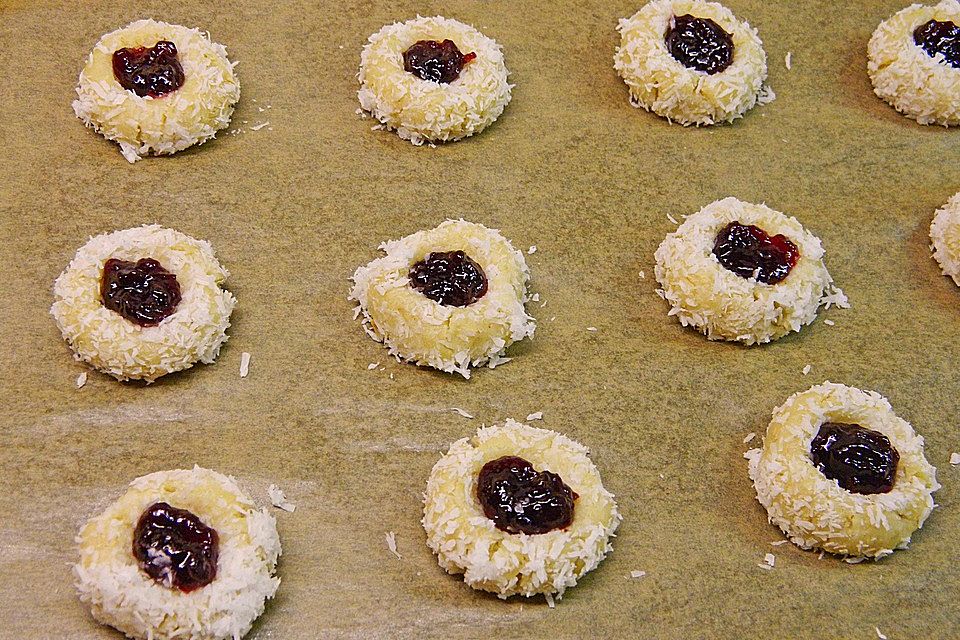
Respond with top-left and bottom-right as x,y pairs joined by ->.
132,502 -> 219,592
100,258 -> 182,326
402,39 -> 477,83
476,456 -> 578,535
408,250 -> 488,306
810,422 -> 900,495
665,14 -> 734,74
913,19 -> 960,68
712,221 -> 800,284
112,41 -> 185,97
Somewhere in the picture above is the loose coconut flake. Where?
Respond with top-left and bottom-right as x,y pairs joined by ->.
267,484 -> 296,512
386,531 -> 402,559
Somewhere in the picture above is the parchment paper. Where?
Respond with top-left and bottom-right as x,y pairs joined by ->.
0,1 -> 958,638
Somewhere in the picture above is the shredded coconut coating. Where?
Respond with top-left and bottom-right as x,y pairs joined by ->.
350,219 -> 535,378
423,420 -> 621,600
75,467 -> 281,640
51,225 -> 236,382
73,19 -> 240,162
746,383 -> 939,558
868,1 -> 960,126
654,197 -> 845,344
930,191 -> 960,285
614,0 -> 772,125
358,16 -> 512,144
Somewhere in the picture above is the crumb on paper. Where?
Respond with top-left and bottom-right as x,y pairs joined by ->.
771,540 -> 789,546
540,300 -> 547,308
587,327 -> 598,332
544,593 -> 556,608
743,432 -> 756,444
452,407 -> 474,419
250,121 -> 270,131
528,245 -> 537,254
267,484 -> 296,512
367,362 -> 379,370
802,364 -> 812,375
239,352 -> 251,378
818,551 -> 825,560
659,473 -> 664,479
385,531 -> 401,559
949,452 -> 960,465
76,372 -> 87,388
639,270 -> 645,279
785,51 -> 792,70
666,213 -> 679,224
531,293 -> 540,302
823,319 -> 835,326
526,411 -> 543,421
876,627 -> 887,640
629,570 -> 647,579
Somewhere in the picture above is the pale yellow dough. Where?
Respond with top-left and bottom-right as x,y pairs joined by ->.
75,467 -> 281,640
746,383 -> 939,558
358,15 -> 512,144
51,225 -> 236,382
930,191 -> 960,285
350,220 -> 535,378
73,19 -> 240,162
654,197 -> 846,344
615,0 -> 772,125
868,1 -> 960,126
423,420 -> 621,600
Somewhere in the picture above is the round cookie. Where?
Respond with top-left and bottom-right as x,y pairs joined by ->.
51,225 -> 236,382
868,1 -> 960,126
931,191 -> 960,285
614,0 -> 772,125
653,197 -> 847,344
75,467 -> 282,640
358,15 -> 512,144
350,219 -> 535,378
423,419 -> 620,600
746,382 -> 939,558
73,19 -> 240,162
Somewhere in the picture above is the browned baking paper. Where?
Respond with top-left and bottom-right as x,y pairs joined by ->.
0,0 -> 957,638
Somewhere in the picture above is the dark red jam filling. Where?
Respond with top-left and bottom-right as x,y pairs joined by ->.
810,423 -> 899,495
112,41 -> 185,97
132,502 -> 219,592
408,250 -> 488,307
913,19 -> 960,68
402,39 -> 477,83
476,456 -> 578,535
100,258 -> 182,326
712,221 -> 800,285
665,14 -> 734,74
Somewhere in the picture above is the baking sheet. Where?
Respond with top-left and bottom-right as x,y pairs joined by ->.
1,0 -> 958,638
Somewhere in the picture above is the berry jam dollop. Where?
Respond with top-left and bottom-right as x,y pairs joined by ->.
402,39 -> 477,83
408,250 -> 488,306
100,257 -> 182,326
665,14 -> 735,74
476,456 -> 578,535
712,221 -> 800,284
913,19 -> 960,68
810,422 -> 900,495
132,502 -> 219,592
112,41 -> 185,98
